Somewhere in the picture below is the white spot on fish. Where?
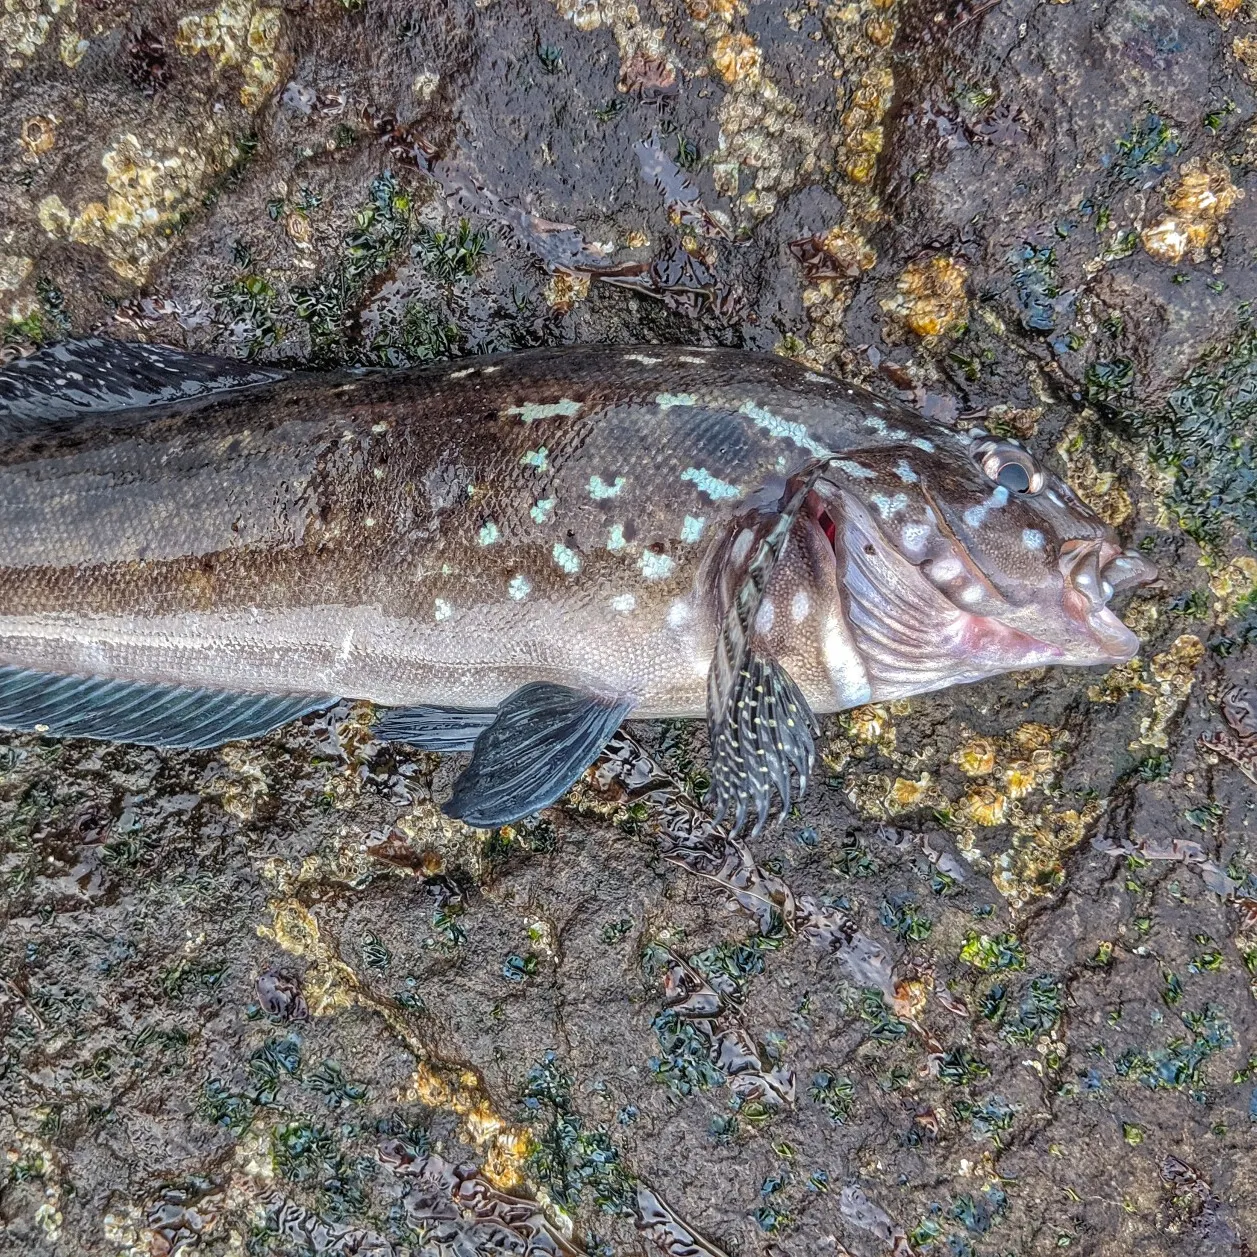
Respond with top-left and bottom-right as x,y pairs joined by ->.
666,600 -> 690,628
434,598 -> 453,621
805,371 -> 829,383
588,474 -> 626,499
477,520 -> 500,546
677,355 -> 706,365
989,485 -> 1010,508
552,542 -> 581,574
364,517 -> 376,528
640,550 -> 675,581
932,556 -> 963,580
731,528 -> 754,565
441,563 -> 453,575
521,447 -> 549,471
448,366 -> 476,379
823,613 -> 872,706
1023,528 -> 1045,550
872,493 -> 909,519
963,504 -> 989,529
607,524 -> 627,552
506,398 -> 583,423
625,352 -> 661,365
530,497 -> 556,524
865,415 -> 889,436
680,515 -> 705,543
681,466 -> 742,500
911,437 -> 935,452
831,458 -> 876,480
1045,489 -> 1065,508
610,593 -> 636,613
373,467 -> 385,480
657,392 -> 697,409
894,460 -> 919,483
508,574 -> 531,600
371,422 -> 389,434
901,522 -> 931,551
791,590 -> 811,621
739,399 -> 831,459
482,365 -> 501,374
755,599 -> 775,634
959,585 -> 983,605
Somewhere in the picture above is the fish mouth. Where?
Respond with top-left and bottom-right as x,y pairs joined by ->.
1059,539 -> 1156,663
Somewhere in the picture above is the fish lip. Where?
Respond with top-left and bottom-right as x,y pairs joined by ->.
1100,547 -> 1158,595
1059,539 -> 1143,662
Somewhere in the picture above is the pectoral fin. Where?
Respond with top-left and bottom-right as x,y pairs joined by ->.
706,469 -> 824,836
0,667 -> 335,748
445,683 -> 635,828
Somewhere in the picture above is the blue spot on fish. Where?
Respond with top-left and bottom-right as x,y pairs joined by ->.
894,459 -> 918,483
963,504 -> 988,529
508,574 -> 531,600
530,497 -> 556,524
521,447 -> 549,471
871,493 -> 909,519
506,399 -> 583,423
656,392 -> 697,409
681,467 -> 742,501
911,437 -> 935,452
552,542 -> 581,574
739,399 -> 831,459
640,550 -> 675,581
477,520 -> 500,546
680,514 -> 706,543
1023,528 -> 1045,550
831,458 -> 876,480
588,474 -> 626,500
607,524 -> 627,552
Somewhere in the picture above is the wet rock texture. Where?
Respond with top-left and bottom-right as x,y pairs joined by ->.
3,0 -> 1257,1253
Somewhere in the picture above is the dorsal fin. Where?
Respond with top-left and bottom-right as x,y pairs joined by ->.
0,338 -> 285,434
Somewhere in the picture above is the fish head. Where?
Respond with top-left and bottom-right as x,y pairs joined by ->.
809,427 -> 1157,702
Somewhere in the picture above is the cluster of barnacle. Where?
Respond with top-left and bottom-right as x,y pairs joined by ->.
1053,422 -> 1138,528
35,132 -> 220,283
175,0 -> 284,112
1141,155 -> 1243,266
1,0 -> 67,67
879,255 -> 971,341
1087,633 -> 1205,752
683,0 -> 825,223
828,709 -> 1100,909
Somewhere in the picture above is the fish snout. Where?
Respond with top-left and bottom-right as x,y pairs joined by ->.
1058,539 -> 1147,662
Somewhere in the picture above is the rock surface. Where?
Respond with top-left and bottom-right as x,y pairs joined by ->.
2,0 -> 1256,1254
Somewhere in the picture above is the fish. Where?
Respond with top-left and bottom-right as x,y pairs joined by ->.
0,338 -> 1154,834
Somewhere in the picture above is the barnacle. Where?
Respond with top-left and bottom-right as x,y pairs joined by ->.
954,737 -> 997,776
175,0 -> 284,112
961,785 -> 1008,828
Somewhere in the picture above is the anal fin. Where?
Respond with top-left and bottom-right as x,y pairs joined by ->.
373,704 -> 498,752
444,683 -> 635,828
0,667 -> 335,749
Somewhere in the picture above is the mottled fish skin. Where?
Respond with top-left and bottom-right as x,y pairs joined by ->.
0,343 -> 1151,725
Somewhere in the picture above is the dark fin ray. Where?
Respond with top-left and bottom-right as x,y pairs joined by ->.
705,466 -> 825,836
374,704 -> 498,753
0,337 -> 285,432
0,667 -> 335,749
445,683 -> 634,827
708,655 -> 818,838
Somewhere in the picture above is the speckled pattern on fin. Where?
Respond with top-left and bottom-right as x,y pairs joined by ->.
706,468 -> 824,836
374,704 -> 497,752
445,683 -> 635,828
0,337 -> 285,431
0,666 -> 334,748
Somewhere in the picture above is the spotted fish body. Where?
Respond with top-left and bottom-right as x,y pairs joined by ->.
0,341 -> 1153,830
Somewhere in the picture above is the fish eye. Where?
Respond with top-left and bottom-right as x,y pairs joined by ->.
976,440 -> 1044,495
